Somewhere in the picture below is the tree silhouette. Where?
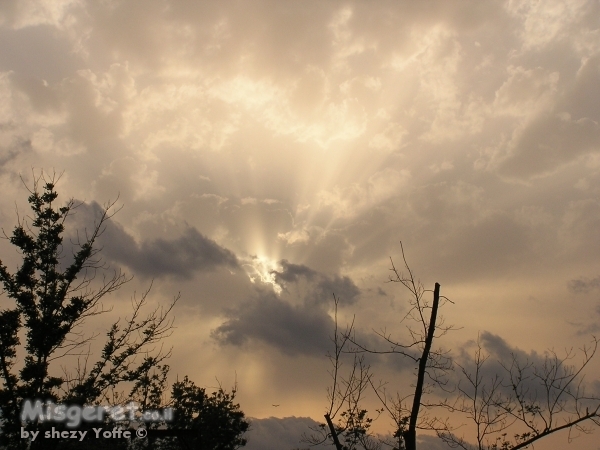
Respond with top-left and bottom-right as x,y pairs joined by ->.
151,376 -> 248,450
302,294 -> 381,450
0,173 -> 176,449
429,335 -> 600,450
0,173 -> 248,450
306,244 -> 452,450
348,244 -> 452,450
310,243 -> 600,450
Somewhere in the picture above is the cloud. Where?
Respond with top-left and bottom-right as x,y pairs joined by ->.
243,416 -> 455,450
453,331 -> 600,405
211,290 -> 333,357
478,331 -> 521,363
317,168 -> 411,221
498,113 -> 600,178
492,66 -> 559,117
102,225 -> 239,279
278,227 -> 357,274
212,260 -> 361,356
0,25 -> 81,83
416,435 -> 458,450
559,199 -> 600,258
74,201 -> 239,279
417,209 -> 534,282
447,332 -> 543,407
496,55 -> 600,179
272,259 -> 360,306
568,276 -> 600,294
574,322 -> 600,337
244,416 -> 327,450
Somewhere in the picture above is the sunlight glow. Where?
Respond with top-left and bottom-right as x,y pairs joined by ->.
242,255 -> 282,294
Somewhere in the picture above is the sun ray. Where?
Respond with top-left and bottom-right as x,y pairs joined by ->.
242,255 -> 282,294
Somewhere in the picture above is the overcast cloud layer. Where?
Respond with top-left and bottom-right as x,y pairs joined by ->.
1,1 -> 600,449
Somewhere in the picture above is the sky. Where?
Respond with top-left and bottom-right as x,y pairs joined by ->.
1,1 -> 600,449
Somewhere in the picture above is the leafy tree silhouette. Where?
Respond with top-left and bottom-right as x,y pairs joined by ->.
0,172 -> 248,450
151,377 -> 248,450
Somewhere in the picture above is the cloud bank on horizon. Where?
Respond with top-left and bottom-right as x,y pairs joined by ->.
0,1 -> 599,447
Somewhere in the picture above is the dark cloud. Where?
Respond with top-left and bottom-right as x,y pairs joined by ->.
273,260 -> 360,306
212,259 -> 362,356
272,260 -> 318,283
209,239 -> 415,370
211,291 -> 333,357
453,331 -> 600,405
450,333 -> 535,397
74,201 -> 239,278
447,332 -> 600,450
568,276 -> 600,294
478,331 -> 520,363
574,322 -> 600,337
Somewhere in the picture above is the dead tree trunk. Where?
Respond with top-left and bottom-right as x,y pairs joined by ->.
325,413 -> 344,450
403,282 -> 441,450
